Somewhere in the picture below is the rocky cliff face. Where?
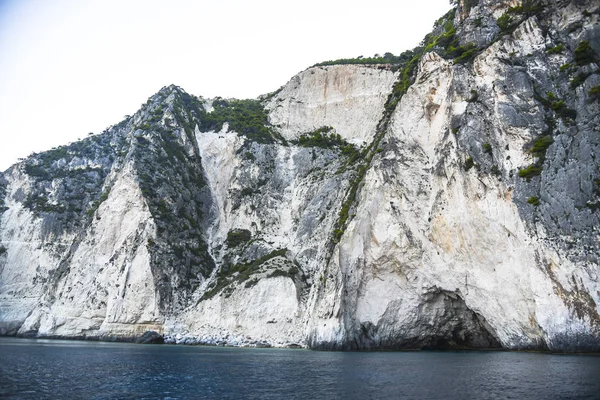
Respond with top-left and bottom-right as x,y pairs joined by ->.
1,0 -> 599,351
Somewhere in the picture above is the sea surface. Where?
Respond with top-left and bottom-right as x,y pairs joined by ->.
1,337 -> 599,399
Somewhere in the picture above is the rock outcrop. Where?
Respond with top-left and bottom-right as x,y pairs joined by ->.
1,0 -> 599,351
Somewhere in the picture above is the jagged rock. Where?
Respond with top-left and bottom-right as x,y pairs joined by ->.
0,0 -> 599,352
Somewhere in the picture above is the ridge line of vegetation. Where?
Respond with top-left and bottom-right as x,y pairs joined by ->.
313,7 -> 483,72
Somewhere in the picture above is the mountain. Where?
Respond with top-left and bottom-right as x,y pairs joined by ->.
1,0 -> 599,351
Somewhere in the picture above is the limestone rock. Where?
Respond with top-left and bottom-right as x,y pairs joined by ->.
1,0 -> 599,351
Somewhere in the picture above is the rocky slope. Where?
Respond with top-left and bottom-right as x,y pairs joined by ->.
1,0 -> 599,351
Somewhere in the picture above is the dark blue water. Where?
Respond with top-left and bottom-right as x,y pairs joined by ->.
1,337 -> 599,399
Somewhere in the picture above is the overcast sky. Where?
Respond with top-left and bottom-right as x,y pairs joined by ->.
0,0 -> 451,171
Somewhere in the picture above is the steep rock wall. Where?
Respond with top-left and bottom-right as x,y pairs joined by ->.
0,0 -> 599,351
266,64 -> 396,144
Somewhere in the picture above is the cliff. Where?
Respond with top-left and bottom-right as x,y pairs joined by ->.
1,0 -> 599,351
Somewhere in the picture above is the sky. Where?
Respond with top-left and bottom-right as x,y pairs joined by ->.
0,0 -> 452,171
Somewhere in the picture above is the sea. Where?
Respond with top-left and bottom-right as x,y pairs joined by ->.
1,337 -> 599,399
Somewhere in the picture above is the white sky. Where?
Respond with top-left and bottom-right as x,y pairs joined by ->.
0,0 -> 451,171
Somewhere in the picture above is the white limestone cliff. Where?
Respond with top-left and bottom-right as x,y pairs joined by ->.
1,0 -> 599,351
266,64 -> 396,145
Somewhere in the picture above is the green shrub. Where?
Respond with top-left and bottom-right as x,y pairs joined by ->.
559,63 -> 573,73
464,156 -> 475,171
518,164 -> 543,179
497,0 -> 544,35
586,201 -> 600,212
483,143 -> 492,155
497,13 -> 513,33
295,127 -> 334,147
333,229 -> 344,241
463,0 -> 479,15
23,194 -> 66,213
574,41 -> 598,66
570,71 -> 594,88
178,96 -> 283,144
541,93 -> 577,119
453,43 -> 478,64
546,44 -> 564,54
24,163 -> 50,180
527,196 -> 540,205
0,245 -> 6,255
392,54 -> 421,99
294,128 -> 361,160
517,134 -> 553,180
588,85 -> 600,101
550,99 -> 565,110
528,136 -> 554,160
86,189 -> 110,218
420,14 -> 478,64
226,229 -> 252,248
244,278 -> 259,289
268,266 -> 299,280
